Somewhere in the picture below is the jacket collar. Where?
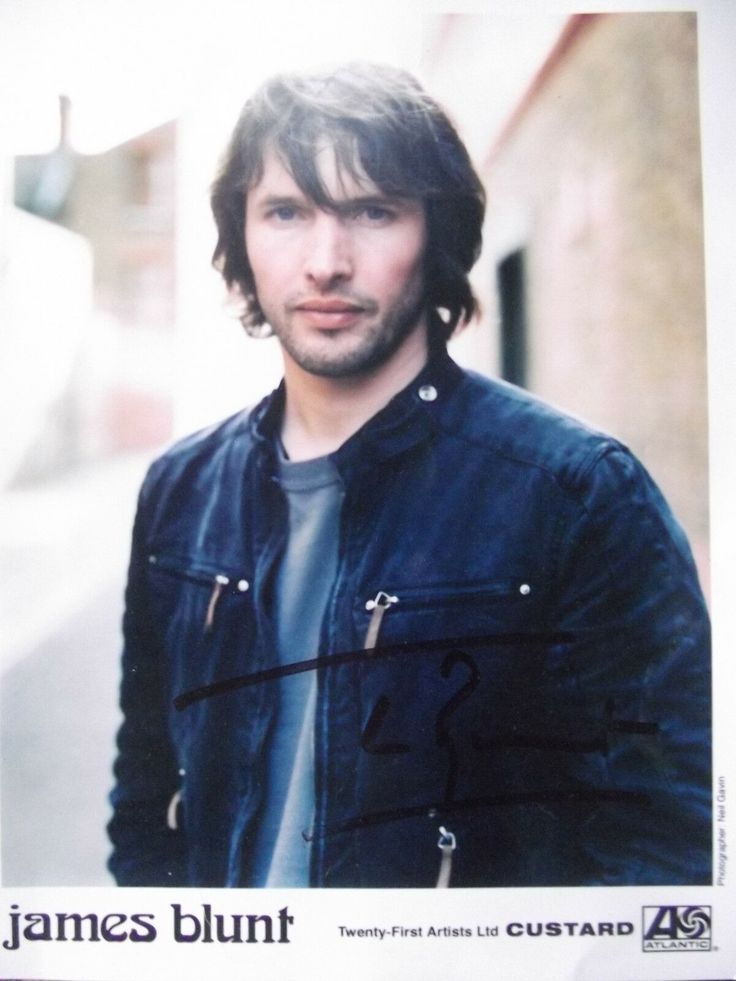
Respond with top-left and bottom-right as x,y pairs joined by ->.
249,347 -> 464,475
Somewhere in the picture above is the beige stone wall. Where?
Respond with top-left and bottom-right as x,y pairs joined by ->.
460,13 -> 708,584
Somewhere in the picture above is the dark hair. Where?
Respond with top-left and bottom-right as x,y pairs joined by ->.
210,62 -> 486,344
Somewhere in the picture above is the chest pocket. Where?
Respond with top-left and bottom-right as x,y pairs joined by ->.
353,578 -> 542,651
351,577 -> 559,767
349,580 -> 601,817
145,551 -> 254,693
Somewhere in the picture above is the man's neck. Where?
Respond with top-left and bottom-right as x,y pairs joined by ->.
280,329 -> 429,462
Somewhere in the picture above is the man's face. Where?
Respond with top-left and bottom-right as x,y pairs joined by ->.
244,144 -> 428,379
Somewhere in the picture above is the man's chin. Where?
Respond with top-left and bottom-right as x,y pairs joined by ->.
287,350 -> 388,379
277,332 -> 399,379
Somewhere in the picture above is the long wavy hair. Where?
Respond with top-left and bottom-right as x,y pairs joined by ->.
211,63 -> 486,344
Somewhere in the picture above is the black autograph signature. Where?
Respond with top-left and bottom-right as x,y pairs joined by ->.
173,631 -> 569,710
174,632 -> 658,838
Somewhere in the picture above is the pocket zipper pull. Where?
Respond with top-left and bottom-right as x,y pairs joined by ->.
166,789 -> 182,830
204,574 -> 230,632
167,768 -> 185,831
364,591 -> 399,649
436,825 -> 456,888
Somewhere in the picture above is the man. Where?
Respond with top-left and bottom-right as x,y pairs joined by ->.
108,64 -> 711,888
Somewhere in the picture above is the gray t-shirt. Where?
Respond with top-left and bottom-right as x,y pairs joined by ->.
249,451 -> 343,887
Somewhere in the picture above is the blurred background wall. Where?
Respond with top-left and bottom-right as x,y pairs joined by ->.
0,3 -> 726,886
12,114 -> 177,476
435,13 -> 709,584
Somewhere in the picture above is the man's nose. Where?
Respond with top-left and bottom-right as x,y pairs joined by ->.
303,213 -> 353,289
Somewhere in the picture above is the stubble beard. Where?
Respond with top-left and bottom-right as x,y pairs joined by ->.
265,279 -> 428,379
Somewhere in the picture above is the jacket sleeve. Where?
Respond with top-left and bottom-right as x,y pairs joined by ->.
553,444 -> 711,884
107,465 -> 188,886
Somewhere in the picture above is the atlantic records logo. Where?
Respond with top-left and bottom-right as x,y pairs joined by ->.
641,906 -> 712,952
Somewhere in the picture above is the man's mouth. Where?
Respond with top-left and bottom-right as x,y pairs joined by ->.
293,297 -> 367,330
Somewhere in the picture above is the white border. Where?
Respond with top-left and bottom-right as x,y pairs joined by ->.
1,2 -> 734,979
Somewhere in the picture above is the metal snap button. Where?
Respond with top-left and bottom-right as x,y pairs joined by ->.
418,384 -> 438,402
519,583 -> 531,595
237,579 -> 250,592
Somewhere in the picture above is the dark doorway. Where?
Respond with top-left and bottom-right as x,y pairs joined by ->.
497,250 -> 527,388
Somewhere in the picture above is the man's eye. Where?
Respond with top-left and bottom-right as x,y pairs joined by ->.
354,204 -> 394,223
269,205 -> 299,221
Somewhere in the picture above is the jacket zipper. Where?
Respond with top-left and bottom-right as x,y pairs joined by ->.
147,554 -> 250,633
203,574 -> 251,632
364,591 -> 399,648
362,581 -> 532,648
436,825 -> 456,888
166,768 -> 186,831
387,580 -> 531,608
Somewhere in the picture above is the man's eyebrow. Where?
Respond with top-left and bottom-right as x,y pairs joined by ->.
253,193 -> 306,208
339,193 -> 412,206
331,194 -> 419,215
250,191 -> 418,215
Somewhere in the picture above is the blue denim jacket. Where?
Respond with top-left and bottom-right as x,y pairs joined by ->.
108,351 -> 711,887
